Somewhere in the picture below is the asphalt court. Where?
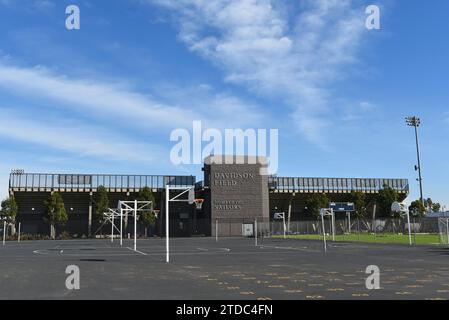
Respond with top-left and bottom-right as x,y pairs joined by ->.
1,237 -> 448,300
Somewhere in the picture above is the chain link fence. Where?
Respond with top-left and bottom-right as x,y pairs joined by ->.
268,216 -> 445,245
438,218 -> 449,245
214,217 -> 447,246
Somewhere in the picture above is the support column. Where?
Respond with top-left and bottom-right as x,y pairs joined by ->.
88,191 -> 93,237
160,192 -> 165,237
193,206 -> 197,235
9,190 -> 16,236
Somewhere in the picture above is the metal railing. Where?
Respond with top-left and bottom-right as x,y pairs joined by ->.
268,177 -> 409,193
9,173 -> 196,190
10,172 -> 409,194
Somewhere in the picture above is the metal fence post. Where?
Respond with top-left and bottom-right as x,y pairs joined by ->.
357,218 -> 360,241
447,218 -> 449,245
413,217 -> 416,245
2,221 -> 6,246
255,218 -> 257,246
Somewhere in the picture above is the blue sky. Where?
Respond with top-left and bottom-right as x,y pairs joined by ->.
0,0 -> 448,207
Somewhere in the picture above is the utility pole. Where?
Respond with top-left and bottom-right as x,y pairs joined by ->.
406,116 -> 424,207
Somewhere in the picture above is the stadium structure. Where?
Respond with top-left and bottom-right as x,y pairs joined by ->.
7,156 -> 409,237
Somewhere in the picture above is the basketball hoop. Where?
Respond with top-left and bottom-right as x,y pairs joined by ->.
194,199 -> 204,210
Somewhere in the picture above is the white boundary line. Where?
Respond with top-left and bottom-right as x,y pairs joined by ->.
258,244 -> 320,253
32,249 -> 141,257
126,247 -> 147,256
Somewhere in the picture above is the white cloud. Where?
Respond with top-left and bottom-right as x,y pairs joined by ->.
444,112 -> 449,124
147,0 -> 368,145
0,62 -> 196,129
342,101 -> 377,122
0,109 -> 164,162
32,0 -> 54,9
0,60 -> 267,131
152,83 -> 267,129
0,57 -> 271,172
0,0 -> 54,9
0,171 -> 9,201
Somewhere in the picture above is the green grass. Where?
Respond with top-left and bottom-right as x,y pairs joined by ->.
273,233 -> 442,245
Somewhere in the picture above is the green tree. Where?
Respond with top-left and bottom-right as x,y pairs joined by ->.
0,196 -> 18,224
304,193 -> 329,219
350,191 -> 367,218
376,185 -> 399,217
425,198 -> 433,213
136,186 -> 156,237
409,200 -> 426,217
94,186 -> 109,222
43,192 -> 68,239
432,203 -> 441,213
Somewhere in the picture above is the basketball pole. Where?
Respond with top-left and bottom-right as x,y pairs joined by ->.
120,210 -> 122,245
134,200 -> 137,251
406,209 -> 412,246
332,211 -> 335,242
111,213 -> 114,243
321,213 -> 327,253
166,185 -> 170,263
391,202 -> 412,246
164,185 -> 194,263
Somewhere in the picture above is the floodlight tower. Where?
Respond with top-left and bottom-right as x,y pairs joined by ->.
406,116 -> 424,207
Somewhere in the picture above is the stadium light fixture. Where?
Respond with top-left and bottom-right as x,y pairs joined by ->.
405,116 -> 424,207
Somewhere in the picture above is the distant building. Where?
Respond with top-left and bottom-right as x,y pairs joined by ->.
426,211 -> 449,218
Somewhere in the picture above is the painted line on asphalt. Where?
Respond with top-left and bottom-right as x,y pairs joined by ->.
126,247 -> 147,256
